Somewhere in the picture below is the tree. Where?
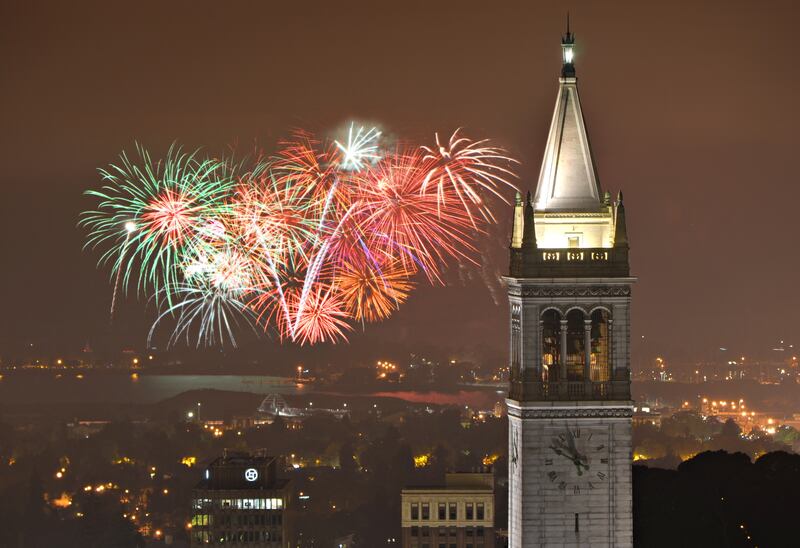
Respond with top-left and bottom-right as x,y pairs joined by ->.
338,439 -> 357,475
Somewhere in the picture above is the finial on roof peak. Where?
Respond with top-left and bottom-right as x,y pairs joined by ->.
561,15 -> 575,77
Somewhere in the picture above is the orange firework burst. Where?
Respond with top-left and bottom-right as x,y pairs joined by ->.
337,256 -> 415,323
291,287 -> 352,346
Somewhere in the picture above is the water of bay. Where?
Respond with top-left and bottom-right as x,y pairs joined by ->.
0,372 -> 501,408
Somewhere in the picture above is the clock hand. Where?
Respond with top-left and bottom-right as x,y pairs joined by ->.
566,430 -> 577,453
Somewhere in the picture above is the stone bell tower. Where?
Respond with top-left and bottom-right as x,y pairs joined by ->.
505,23 -> 634,548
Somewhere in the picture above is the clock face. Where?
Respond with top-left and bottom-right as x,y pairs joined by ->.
544,426 -> 609,495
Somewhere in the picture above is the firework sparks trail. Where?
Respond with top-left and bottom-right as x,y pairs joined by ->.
421,129 -> 520,225
334,123 -> 382,171
108,222 -> 137,324
82,126 -> 518,347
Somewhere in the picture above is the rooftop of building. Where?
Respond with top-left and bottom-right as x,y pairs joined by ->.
194,449 -> 288,492
402,470 -> 494,492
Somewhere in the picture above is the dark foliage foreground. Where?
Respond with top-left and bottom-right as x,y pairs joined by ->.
634,450 -> 800,547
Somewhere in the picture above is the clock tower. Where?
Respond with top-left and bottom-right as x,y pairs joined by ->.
505,25 -> 634,547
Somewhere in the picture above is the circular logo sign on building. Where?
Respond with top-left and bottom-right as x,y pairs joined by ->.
244,468 -> 259,482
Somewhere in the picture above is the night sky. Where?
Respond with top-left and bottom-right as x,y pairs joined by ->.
1,0 -> 797,365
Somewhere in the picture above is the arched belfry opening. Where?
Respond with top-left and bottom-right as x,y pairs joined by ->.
565,309 -> 586,382
590,308 -> 612,383
540,309 -> 561,382
536,307 -> 614,395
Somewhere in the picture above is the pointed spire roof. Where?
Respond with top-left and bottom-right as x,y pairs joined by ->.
509,191 -> 524,249
533,28 -> 603,212
614,191 -> 629,248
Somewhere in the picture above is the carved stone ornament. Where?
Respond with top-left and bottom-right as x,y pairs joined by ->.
507,285 -> 631,298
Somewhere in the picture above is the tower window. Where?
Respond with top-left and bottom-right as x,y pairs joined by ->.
567,235 -> 581,248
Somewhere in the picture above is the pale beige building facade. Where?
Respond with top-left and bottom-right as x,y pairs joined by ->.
401,472 -> 496,548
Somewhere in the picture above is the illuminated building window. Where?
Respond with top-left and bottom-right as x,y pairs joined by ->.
466,503 -> 474,520
422,503 -> 430,520
567,235 -> 581,248
411,503 -> 419,520
448,503 -> 457,520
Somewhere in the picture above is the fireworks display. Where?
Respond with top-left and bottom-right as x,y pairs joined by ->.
81,124 -> 518,346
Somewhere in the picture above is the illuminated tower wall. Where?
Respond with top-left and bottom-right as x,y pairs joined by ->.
505,26 -> 634,548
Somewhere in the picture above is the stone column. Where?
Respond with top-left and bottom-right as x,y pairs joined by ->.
538,319 -> 544,382
608,318 -> 614,379
559,318 -> 568,384
584,318 -> 592,396
584,319 -> 592,376
612,303 -> 630,382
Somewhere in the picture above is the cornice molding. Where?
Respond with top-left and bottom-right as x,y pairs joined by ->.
507,406 -> 634,419
507,285 -> 631,298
